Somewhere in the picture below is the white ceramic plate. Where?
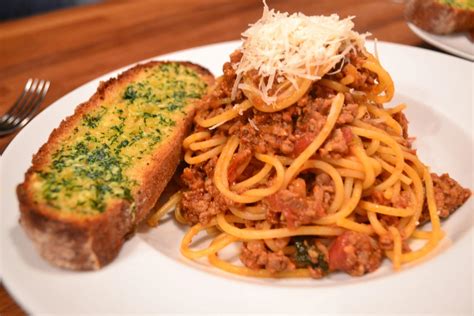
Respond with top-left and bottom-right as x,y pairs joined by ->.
408,22 -> 474,61
1,41 -> 473,314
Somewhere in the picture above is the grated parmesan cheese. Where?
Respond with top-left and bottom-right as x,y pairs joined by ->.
248,118 -> 260,131
209,121 -> 226,130
232,3 -> 369,104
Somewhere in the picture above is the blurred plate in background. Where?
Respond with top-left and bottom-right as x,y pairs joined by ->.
408,22 -> 474,61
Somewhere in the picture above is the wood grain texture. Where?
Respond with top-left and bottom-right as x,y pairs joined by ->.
0,0 -> 426,314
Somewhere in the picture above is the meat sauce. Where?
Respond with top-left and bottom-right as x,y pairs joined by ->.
180,51 -> 471,278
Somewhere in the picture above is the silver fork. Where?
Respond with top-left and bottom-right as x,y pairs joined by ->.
0,78 -> 50,136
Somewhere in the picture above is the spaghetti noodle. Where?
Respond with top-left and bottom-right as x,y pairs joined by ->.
149,7 -> 471,279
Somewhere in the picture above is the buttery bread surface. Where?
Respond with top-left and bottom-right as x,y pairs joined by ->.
17,61 -> 214,270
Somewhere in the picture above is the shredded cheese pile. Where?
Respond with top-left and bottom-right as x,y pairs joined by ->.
232,4 -> 369,104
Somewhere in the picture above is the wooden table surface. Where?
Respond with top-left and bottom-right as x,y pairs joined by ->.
0,0 -> 441,314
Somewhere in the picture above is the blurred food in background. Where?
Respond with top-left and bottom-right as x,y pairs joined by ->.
404,0 -> 474,35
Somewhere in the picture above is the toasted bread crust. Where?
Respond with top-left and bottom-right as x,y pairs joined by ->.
405,0 -> 474,34
17,61 -> 214,270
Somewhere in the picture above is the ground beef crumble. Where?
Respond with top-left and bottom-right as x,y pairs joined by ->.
263,176 -> 333,229
419,173 -> 471,224
240,240 -> 295,273
181,166 -> 230,225
328,231 -> 383,276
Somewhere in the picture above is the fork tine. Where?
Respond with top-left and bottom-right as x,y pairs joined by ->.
11,79 -> 45,124
11,79 -> 43,124
0,78 -> 33,124
16,80 -> 51,129
1,78 -> 40,126
0,78 -> 50,136
10,79 -> 47,127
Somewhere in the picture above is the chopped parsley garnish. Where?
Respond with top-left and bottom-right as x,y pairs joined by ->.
123,85 -> 138,101
82,107 -> 107,128
294,238 -> 329,272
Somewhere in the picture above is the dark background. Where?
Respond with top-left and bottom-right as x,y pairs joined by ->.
1,0 -> 102,20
